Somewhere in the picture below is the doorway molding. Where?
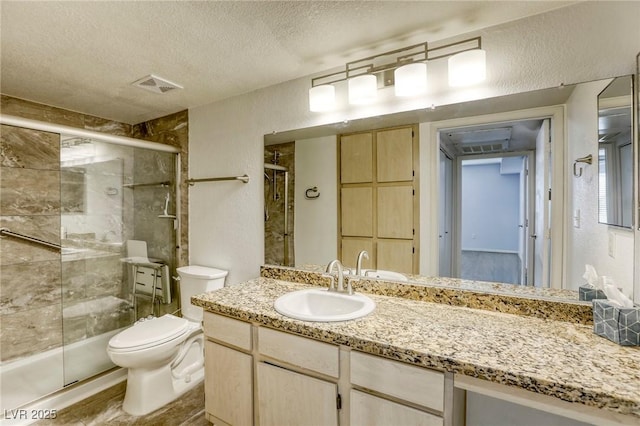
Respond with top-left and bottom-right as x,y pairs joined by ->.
420,105 -> 565,289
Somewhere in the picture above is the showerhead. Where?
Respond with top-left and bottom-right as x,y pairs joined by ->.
264,172 -> 272,182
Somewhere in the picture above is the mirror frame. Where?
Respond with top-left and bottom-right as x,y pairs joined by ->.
635,53 -> 640,305
596,75 -> 634,229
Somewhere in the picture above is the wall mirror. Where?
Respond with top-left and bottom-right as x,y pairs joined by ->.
597,75 -> 634,228
264,75 -> 638,302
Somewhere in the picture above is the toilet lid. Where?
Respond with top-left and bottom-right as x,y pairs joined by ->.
176,265 -> 228,279
109,314 -> 190,350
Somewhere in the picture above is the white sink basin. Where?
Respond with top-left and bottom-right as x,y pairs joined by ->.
274,288 -> 375,322
363,269 -> 408,282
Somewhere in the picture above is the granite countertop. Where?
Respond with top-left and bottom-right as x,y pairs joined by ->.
192,278 -> 640,419
294,263 -> 582,302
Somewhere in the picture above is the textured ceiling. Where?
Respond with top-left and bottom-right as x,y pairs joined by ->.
1,1 -> 573,124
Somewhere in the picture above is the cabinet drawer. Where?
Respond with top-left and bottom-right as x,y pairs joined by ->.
258,328 -> 339,378
204,312 -> 252,351
350,389 -> 443,426
350,351 -> 444,411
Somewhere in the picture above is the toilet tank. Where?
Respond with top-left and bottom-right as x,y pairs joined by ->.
176,265 -> 228,322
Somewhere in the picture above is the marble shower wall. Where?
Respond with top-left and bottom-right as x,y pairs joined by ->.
0,125 -> 63,362
264,142 -> 295,266
1,96 -> 131,137
133,111 -> 189,318
0,95 -> 189,361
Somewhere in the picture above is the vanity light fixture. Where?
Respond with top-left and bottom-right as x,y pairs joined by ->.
309,84 -> 336,112
448,49 -> 486,87
395,62 -> 428,97
308,36 -> 485,111
348,74 -> 378,104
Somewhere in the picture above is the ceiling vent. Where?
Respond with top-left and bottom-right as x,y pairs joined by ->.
446,127 -> 512,155
131,74 -> 183,94
460,141 -> 509,155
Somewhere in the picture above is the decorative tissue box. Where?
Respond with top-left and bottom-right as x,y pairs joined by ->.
579,285 -> 606,301
592,300 -> 640,346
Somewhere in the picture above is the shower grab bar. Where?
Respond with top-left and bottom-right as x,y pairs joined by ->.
186,174 -> 250,186
0,227 -> 61,250
123,181 -> 172,188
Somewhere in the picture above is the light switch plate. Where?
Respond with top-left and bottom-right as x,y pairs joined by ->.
608,232 -> 616,258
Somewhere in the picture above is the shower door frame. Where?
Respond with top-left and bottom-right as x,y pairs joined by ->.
0,113 -> 182,412
264,163 -> 290,266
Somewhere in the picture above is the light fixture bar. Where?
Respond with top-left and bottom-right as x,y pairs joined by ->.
426,37 -> 481,61
311,36 -> 481,87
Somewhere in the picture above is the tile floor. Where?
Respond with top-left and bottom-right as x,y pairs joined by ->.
35,381 -> 208,426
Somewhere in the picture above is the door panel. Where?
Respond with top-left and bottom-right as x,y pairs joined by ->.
341,238 -> 374,270
377,239 -> 413,273
377,186 -> 413,239
377,127 -> 413,182
257,362 -> 338,426
341,133 -> 373,183
341,187 -> 373,237
205,341 -> 253,426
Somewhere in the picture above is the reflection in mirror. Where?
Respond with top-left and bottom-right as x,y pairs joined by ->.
264,76 -> 636,302
597,75 -> 634,228
438,122 -> 545,288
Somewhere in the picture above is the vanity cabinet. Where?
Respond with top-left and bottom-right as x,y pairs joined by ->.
203,313 -> 253,426
204,341 -> 253,426
203,312 -> 448,426
257,363 -> 339,426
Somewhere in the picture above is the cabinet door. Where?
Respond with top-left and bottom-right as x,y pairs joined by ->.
341,187 -> 373,237
350,390 -> 443,426
341,238 -> 374,270
377,239 -> 414,274
377,186 -> 414,238
377,127 -> 414,182
257,362 -> 338,426
341,132 -> 373,183
205,341 -> 253,426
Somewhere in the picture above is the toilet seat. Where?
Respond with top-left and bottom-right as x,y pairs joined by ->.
109,314 -> 190,352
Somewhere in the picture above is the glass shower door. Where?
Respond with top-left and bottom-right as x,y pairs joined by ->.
60,139 -> 178,386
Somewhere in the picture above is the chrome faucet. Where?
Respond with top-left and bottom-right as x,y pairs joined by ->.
356,250 -> 369,276
325,259 -> 351,294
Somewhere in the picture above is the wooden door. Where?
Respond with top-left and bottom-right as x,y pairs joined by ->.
377,127 -> 414,182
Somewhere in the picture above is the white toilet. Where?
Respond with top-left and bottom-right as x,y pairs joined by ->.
107,265 -> 228,416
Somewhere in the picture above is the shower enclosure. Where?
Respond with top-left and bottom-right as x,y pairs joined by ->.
264,143 -> 295,267
0,117 -> 180,415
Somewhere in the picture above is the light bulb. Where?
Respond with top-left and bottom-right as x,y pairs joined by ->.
448,49 -> 486,87
308,85 -> 336,112
394,62 -> 427,97
348,74 -> 377,105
